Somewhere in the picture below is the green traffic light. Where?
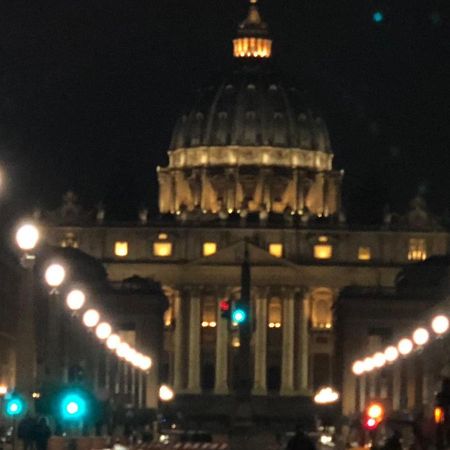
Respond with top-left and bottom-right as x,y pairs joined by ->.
60,391 -> 87,420
232,308 -> 247,324
5,397 -> 25,417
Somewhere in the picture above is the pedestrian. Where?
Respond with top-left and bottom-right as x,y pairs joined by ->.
17,414 -> 36,450
383,430 -> 402,450
286,427 -> 316,450
34,417 -> 51,450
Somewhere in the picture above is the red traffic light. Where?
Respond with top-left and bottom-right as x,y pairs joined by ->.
364,417 -> 379,431
219,299 -> 230,312
362,402 -> 385,431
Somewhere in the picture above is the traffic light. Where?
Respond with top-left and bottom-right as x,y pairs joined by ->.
232,307 -> 247,324
4,394 -> 26,417
59,389 -> 88,420
362,402 -> 384,431
434,406 -> 445,424
219,299 -> 231,320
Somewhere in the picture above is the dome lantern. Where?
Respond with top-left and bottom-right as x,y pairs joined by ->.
233,0 -> 272,59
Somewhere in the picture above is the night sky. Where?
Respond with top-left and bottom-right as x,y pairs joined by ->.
0,0 -> 449,225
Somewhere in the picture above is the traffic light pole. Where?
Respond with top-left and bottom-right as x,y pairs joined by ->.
231,241 -> 253,450
236,242 -> 252,400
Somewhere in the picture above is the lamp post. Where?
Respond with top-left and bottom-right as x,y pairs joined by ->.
14,222 -> 40,403
43,262 -> 66,384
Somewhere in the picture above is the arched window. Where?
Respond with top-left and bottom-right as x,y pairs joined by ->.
268,297 -> 282,328
311,288 -> 334,329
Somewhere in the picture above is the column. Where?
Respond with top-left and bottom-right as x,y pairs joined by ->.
173,291 -> 186,392
406,358 -> 417,410
281,292 -> 295,395
215,291 -> 229,394
253,293 -> 267,395
187,290 -> 201,393
359,375 -> 366,412
392,363 -> 401,411
137,371 -> 144,408
297,295 -> 310,392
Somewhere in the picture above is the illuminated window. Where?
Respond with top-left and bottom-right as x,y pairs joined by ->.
314,236 -> 332,260
61,232 -> 78,248
311,289 -> 333,329
201,297 -> 217,328
158,233 -> 168,240
269,243 -> 283,258
153,242 -> 172,257
408,238 -> 427,261
268,298 -> 282,328
203,242 -> 217,257
358,246 -> 371,261
114,241 -> 128,257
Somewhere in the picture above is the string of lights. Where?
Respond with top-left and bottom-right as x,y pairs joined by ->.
19,224 -> 153,376
352,313 -> 449,376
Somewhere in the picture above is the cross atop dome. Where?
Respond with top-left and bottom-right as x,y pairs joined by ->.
233,0 -> 272,59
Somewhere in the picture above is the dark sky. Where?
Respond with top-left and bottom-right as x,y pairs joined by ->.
0,0 -> 449,225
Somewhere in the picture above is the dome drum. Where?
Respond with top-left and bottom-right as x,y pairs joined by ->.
167,146 -> 333,171
157,164 -> 343,219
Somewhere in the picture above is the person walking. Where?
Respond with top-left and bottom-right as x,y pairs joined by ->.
34,418 -> 51,450
286,428 -> 316,450
17,414 -> 36,450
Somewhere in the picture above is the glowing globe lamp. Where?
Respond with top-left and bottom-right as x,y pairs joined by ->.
44,263 -> 66,288
232,308 -> 247,324
16,223 -> 39,251
66,289 -> 86,311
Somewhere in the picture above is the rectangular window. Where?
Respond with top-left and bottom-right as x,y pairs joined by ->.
268,298 -> 282,328
269,243 -> 283,258
203,242 -> 217,257
314,237 -> 332,260
201,297 -> 217,328
408,238 -> 427,261
158,233 -> 168,240
358,246 -> 371,261
114,241 -> 128,257
153,242 -> 173,257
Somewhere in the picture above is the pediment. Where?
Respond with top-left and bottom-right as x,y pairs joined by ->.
188,239 -> 297,268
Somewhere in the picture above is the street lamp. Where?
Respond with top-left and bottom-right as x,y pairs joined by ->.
15,223 -> 40,252
15,221 -> 40,403
431,315 -> 449,335
82,309 -> 100,328
95,322 -> 112,340
398,338 -> 413,356
159,385 -> 175,402
412,327 -> 430,346
116,342 -> 130,359
66,289 -> 86,311
384,345 -> 399,363
372,352 -> 386,368
352,360 -> 365,376
313,386 -> 339,405
44,263 -> 66,288
140,356 -> 152,371
106,334 -> 121,350
363,357 -> 374,372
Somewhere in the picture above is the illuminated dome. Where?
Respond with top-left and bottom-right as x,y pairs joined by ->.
157,1 -> 343,220
169,71 -> 331,152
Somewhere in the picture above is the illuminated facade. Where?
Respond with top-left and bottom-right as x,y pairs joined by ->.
39,0 -> 449,425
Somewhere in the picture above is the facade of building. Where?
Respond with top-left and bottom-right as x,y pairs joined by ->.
37,0 -> 449,424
